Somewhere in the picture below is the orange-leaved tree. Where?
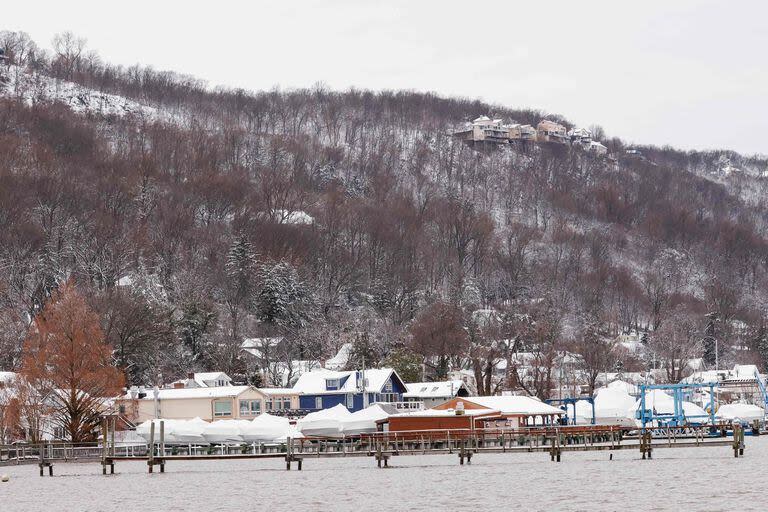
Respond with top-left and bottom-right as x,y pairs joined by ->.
20,282 -> 125,442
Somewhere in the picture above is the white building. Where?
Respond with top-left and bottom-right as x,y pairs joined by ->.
453,116 -> 511,144
403,380 -> 470,409
169,372 -> 233,389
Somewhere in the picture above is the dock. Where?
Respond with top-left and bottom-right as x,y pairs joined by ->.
4,420 -> 745,476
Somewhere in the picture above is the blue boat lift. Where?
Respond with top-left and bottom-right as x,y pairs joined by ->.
637,382 -> 718,431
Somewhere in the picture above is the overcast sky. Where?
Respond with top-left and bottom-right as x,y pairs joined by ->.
6,0 -> 768,154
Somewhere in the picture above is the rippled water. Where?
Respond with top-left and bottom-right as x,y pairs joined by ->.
2,437 -> 765,512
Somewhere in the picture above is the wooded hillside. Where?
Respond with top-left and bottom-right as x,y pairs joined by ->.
2,31 -> 768,396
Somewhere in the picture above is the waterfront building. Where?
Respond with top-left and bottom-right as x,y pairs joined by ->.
292,368 -> 406,412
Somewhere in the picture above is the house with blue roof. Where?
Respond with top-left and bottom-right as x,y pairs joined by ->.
292,368 -> 406,412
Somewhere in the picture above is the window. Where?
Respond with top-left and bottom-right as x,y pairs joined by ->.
326,379 -> 340,390
213,400 -> 232,417
283,398 -> 292,410
315,397 -> 323,409
239,399 -> 261,416
118,404 -> 126,414
346,394 -> 354,409
265,400 -> 273,411
384,381 -> 393,392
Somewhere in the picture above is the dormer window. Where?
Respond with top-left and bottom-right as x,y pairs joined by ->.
326,378 -> 340,390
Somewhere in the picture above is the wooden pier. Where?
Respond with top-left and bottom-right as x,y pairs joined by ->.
5,420 -> 748,476
96,421 -> 746,475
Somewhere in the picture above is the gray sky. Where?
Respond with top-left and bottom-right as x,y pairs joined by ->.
6,0 -> 768,154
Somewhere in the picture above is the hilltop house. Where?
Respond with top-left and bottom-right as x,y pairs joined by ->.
536,120 -> 568,143
507,123 -> 537,142
568,127 -> 592,143
453,116 -> 510,144
292,368 -> 406,412
587,140 -> 608,155
403,380 -> 470,409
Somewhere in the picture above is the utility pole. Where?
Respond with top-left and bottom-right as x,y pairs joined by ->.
715,337 -> 719,370
361,354 -> 368,409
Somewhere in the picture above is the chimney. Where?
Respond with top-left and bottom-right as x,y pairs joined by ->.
187,372 -> 195,380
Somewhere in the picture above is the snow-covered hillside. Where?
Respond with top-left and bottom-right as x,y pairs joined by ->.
0,65 -> 175,123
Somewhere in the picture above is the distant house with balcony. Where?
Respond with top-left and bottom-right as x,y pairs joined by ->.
292,368 -> 406,412
536,120 -> 568,143
507,123 -> 537,142
568,127 -> 592,142
453,116 -> 511,145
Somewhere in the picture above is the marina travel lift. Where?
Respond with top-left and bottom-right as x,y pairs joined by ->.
637,382 -> 718,431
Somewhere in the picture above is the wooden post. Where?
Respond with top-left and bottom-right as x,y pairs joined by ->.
286,437 -> 292,470
148,421 -> 155,473
740,427 -> 745,456
159,420 -> 165,458
732,424 -> 744,458
110,416 -> 116,457
101,418 -> 108,475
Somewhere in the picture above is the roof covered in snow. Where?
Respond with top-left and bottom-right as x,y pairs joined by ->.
404,380 -> 466,399
458,396 -> 563,416
325,343 -> 353,371
124,385 -> 253,401
192,372 -> 232,387
291,368 -> 402,395
259,387 -> 298,395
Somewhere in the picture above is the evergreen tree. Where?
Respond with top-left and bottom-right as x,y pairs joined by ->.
382,347 -> 423,383
255,261 -> 313,329
225,233 -> 258,307
345,331 -> 382,371
177,300 -> 216,360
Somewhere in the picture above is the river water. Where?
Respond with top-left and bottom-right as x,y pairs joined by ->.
1,438 -> 764,512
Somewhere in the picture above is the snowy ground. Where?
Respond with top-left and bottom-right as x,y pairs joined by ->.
0,65 -> 178,124
2,437 -> 766,512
